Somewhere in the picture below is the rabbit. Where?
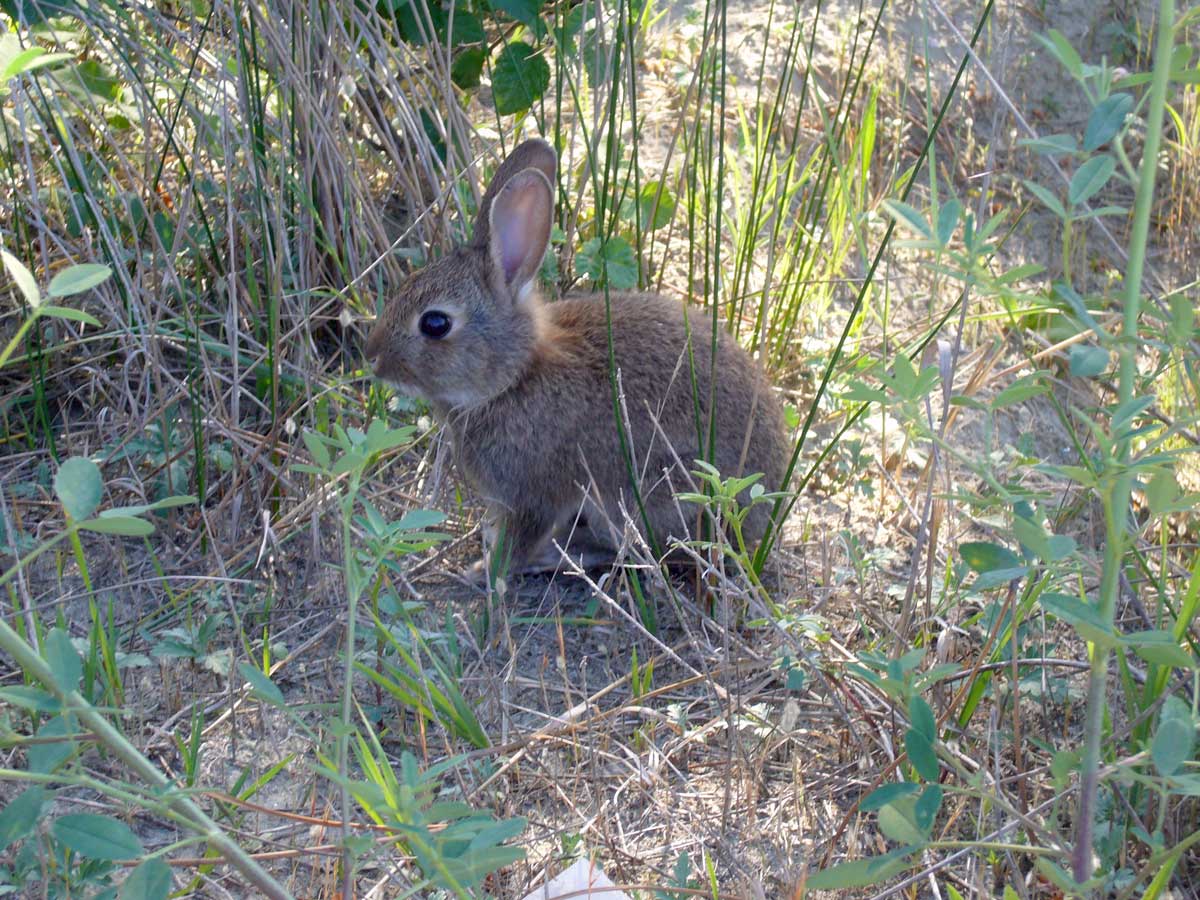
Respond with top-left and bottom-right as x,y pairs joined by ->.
364,138 -> 789,575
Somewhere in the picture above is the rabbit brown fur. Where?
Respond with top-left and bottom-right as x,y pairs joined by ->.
364,138 -> 788,573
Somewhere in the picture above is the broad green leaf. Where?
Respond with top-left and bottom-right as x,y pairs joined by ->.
492,0 -> 545,28
1151,697 -> 1194,776
103,494 -> 196,517
238,662 -> 285,705
29,715 -> 75,773
860,782 -> 920,811
54,456 -> 103,521
914,784 -> 942,833
1124,631 -> 1195,669
451,47 -> 487,89
38,304 -> 102,326
44,627 -> 82,693
1052,280 -> 1108,339
1167,293 -> 1194,346
0,787 -> 46,852
626,180 -> 677,231
1018,133 -> 1077,155
878,800 -> 926,845
881,199 -> 931,238
79,515 -> 155,536
1146,469 -> 1179,516
1023,180 -> 1065,219
52,813 -> 143,860
1040,593 -> 1117,647
1036,30 -> 1083,79
960,541 -> 1020,573
806,847 -> 918,889
936,198 -> 962,246
1069,344 -> 1109,378
447,12 -> 484,45
909,696 -> 936,742
47,263 -> 111,298
491,41 -> 550,116
119,857 -> 173,900
0,685 -> 60,711
905,728 -> 940,782
396,509 -> 447,531
302,430 -> 331,469
1068,154 -> 1116,207
1,248 -> 40,307
576,236 -> 638,290
1083,93 -> 1133,150
2,46 -> 74,81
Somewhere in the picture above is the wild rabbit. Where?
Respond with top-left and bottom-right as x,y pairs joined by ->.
364,138 -> 789,575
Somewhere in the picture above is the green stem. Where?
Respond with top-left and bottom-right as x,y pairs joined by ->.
1073,0 -> 1174,884
0,619 -> 293,899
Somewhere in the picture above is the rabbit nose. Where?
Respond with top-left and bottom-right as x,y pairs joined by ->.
363,323 -> 385,371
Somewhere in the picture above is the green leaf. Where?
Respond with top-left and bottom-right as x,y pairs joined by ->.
451,47 -> 488,89
935,198 -> 961,246
55,456 -> 103,521
576,236 -> 638,290
1124,631 -> 1196,669
1040,593 -> 1117,647
78,515 -> 155,536
1069,344 -> 1109,378
238,662 -> 285,705
0,787 -> 46,852
1052,280 -> 1108,338
29,715 -> 74,773
882,199 -> 932,238
38,304 -> 103,326
1068,154 -> 1116,207
1167,293 -> 1194,346
959,541 -> 1020,574
0,685 -> 60,712
805,847 -> 919,889
103,495 -> 196,517
447,11 -> 484,45
1023,180 -> 1065,219
860,782 -> 920,812
119,858 -> 173,900
914,784 -> 942,833
47,263 -> 111,298
396,509 -> 447,531
1151,697 -> 1194,777
1146,469 -> 1179,516
491,41 -> 550,116
878,800 -> 926,845
1036,30 -> 1083,79
1,46 -> 73,81
627,180 -> 677,231
52,814 -> 143,860
44,627 -> 82,693
1018,133 -> 1078,155
492,0 -> 545,28
1,248 -> 41,307
1083,93 -> 1133,150
909,696 -> 936,742
905,729 -> 940,782
73,58 -> 122,101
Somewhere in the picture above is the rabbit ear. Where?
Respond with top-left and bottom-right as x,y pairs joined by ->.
487,169 -> 553,294
472,138 -> 556,250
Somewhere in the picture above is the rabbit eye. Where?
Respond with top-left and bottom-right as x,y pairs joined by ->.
419,310 -> 452,339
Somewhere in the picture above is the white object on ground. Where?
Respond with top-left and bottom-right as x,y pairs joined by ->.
519,858 -> 632,900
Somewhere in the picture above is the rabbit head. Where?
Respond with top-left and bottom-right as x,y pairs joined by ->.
364,139 -> 557,411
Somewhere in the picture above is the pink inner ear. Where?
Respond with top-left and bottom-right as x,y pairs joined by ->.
491,172 -> 551,286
